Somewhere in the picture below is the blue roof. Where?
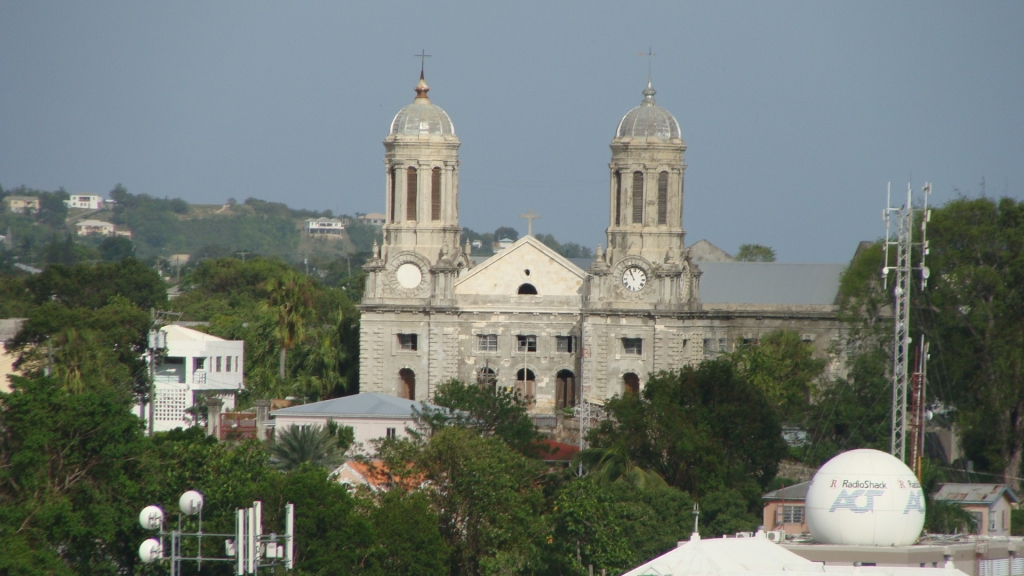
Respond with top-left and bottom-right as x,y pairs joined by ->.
270,392 -> 435,419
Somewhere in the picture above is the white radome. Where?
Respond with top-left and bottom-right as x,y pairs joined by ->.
805,449 -> 925,546
179,490 -> 204,515
138,505 -> 164,530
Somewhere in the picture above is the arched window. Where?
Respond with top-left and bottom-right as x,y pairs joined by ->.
632,171 -> 644,224
515,368 -> 536,407
389,167 -> 397,223
476,366 -> 497,388
556,369 -> 576,409
657,171 -> 669,225
623,372 -> 640,396
399,368 -> 416,400
614,171 -> 622,226
517,283 -> 538,295
406,167 -> 417,221
431,167 -> 442,221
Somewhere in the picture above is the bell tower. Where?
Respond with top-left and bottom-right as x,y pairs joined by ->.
362,72 -> 470,306
588,79 -> 698,309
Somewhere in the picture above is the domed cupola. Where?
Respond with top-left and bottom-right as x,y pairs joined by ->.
390,74 -> 456,137
615,80 -> 681,140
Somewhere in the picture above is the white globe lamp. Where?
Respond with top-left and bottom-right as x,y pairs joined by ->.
138,505 -> 164,530
179,490 -> 204,515
139,538 -> 163,563
805,449 -> 925,546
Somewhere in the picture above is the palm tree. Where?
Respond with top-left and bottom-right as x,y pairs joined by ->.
262,271 -> 313,382
270,424 -> 345,471
571,443 -> 668,489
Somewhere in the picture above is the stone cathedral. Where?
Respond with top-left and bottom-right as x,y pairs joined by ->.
359,73 -> 847,417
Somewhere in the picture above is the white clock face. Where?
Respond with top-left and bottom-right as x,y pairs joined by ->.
621,267 -> 647,292
396,263 -> 422,289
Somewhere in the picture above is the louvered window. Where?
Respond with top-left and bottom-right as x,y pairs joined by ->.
632,171 -> 644,224
431,167 -> 442,221
614,171 -> 622,225
389,167 -> 397,222
658,171 -> 668,225
406,167 -> 417,221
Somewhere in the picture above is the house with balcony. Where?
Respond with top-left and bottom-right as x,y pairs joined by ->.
141,324 -> 245,433
305,217 -> 345,237
76,219 -> 116,236
3,195 -> 40,214
65,194 -> 105,210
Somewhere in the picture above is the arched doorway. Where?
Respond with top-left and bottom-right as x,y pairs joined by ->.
555,369 -> 576,409
515,368 -> 536,407
623,372 -> 640,396
476,366 -> 497,389
399,368 -> 416,400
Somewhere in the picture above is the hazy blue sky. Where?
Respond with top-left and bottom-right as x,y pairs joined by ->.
2,2 -> 1021,262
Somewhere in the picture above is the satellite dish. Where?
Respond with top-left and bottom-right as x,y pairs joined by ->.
179,490 -> 204,515
139,538 -> 163,563
138,505 -> 164,530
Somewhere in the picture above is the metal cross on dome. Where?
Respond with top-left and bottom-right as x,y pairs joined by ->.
415,49 -> 431,76
640,47 -> 656,79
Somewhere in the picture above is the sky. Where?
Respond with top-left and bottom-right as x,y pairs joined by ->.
1,2 -> 1022,263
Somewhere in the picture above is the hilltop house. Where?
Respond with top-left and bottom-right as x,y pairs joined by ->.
358,212 -> 386,226
305,217 -> 345,237
138,324 -> 245,433
65,194 -> 105,210
76,219 -> 116,236
3,196 -> 40,214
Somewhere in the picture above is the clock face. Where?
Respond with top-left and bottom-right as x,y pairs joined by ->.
396,263 -> 423,289
621,266 -> 647,292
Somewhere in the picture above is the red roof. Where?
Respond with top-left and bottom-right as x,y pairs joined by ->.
539,440 -> 580,462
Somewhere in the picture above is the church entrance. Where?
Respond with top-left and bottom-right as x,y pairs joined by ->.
515,368 -> 536,407
399,368 -> 416,400
623,372 -> 640,396
555,369 -> 576,410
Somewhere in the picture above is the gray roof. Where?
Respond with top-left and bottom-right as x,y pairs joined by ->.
762,481 -> 810,501
933,483 -> 1019,505
698,262 -> 846,305
270,392 -> 436,419
616,80 -> 681,140
0,318 -> 26,342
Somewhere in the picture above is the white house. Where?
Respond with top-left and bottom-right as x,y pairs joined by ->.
76,219 -> 116,236
140,325 -> 245,433
358,212 -> 386,226
65,194 -> 105,210
269,393 -> 436,448
2,195 -> 40,214
305,217 -> 345,237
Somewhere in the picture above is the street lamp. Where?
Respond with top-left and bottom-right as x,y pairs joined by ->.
138,490 -> 295,574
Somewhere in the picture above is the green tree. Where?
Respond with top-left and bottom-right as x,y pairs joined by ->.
725,330 -> 826,417
571,443 -> 668,489
263,271 -> 314,382
270,423 -> 351,471
493,226 -> 519,242
735,243 -> 777,262
0,376 -> 145,573
98,236 -> 135,261
918,197 -> 1024,490
359,490 -> 449,576
418,379 -> 544,455
378,427 -> 547,576
588,361 -> 787,500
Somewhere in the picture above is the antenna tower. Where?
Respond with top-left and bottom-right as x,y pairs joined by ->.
882,183 -> 931,463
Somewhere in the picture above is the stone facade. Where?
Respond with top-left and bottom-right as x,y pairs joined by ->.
358,74 -> 847,413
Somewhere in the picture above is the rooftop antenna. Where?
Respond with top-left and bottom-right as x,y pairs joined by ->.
882,182 -> 931,463
415,49 -> 431,78
690,502 -> 701,541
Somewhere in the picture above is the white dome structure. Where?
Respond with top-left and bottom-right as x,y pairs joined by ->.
805,449 -> 925,546
615,79 -> 681,140
389,75 -> 455,137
